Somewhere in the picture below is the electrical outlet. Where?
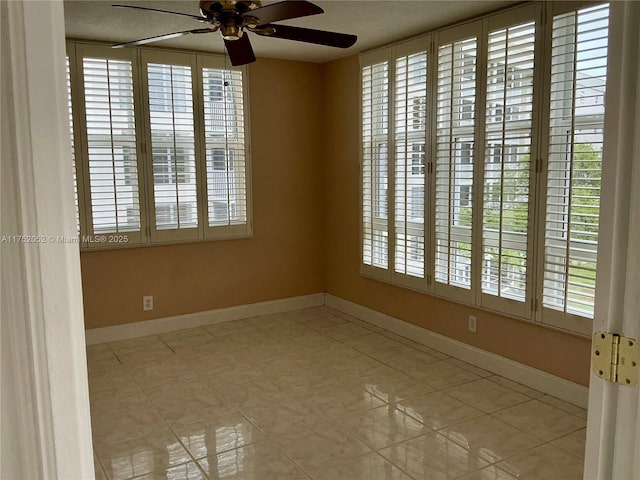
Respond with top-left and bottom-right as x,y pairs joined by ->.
468,315 -> 477,333
143,295 -> 153,311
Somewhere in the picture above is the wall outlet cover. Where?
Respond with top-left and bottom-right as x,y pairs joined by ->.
468,315 -> 477,333
143,295 -> 153,311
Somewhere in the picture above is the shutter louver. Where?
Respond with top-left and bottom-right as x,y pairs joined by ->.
147,63 -> 198,232
435,37 -> 477,291
394,51 -> 427,279
203,68 -> 247,228
482,21 -> 536,304
83,57 -> 141,234
362,61 -> 390,270
543,4 -> 609,319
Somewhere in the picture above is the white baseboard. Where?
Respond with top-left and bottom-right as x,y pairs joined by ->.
85,293 -> 326,345
86,291 -> 588,408
326,294 -> 589,408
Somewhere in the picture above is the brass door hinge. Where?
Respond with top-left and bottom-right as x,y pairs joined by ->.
592,331 -> 639,386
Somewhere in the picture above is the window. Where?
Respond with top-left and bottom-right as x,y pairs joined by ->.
360,2 -> 610,335
362,54 -> 390,271
540,3 -> 609,332
148,66 -> 189,113
459,99 -> 474,121
142,53 -> 199,238
411,186 -> 425,219
395,47 -> 428,282
208,149 -> 228,172
153,148 -> 192,185
435,32 -> 477,295
206,149 -> 239,224
412,97 -> 427,130
361,36 -> 429,289
411,143 -> 426,175
481,17 -> 536,315
67,43 -> 252,247
393,49 -> 427,278
155,203 -> 194,227
459,185 -> 472,207
456,140 -> 473,165
202,65 -> 248,231
81,52 -> 142,240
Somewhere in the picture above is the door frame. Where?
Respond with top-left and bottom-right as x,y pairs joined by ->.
1,1 -> 94,478
584,2 -> 640,478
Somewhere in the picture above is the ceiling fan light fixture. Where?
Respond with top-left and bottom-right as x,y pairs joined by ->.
221,23 -> 243,40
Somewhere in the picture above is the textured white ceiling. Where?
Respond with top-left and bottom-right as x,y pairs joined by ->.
64,0 -> 517,63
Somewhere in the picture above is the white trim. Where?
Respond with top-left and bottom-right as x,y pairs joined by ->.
584,2 -> 640,479
1,1 -> 93,478
70,41 -> 253,250
87,290 -> 589,408
326,294 -> 589,408
85,293 -> 325,344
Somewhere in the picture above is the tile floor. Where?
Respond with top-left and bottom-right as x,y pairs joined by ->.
88,307 -> 587,480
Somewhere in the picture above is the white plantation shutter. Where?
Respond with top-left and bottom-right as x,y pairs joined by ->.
357,3 -> 611,334
143,52 -> 199,241
481,15 -> 538,315
79,46 -> 143,244
362,52 -> 390,274
434,31 -> 478,300
68,43 -> 251,248
394,48 -> 428,284
200,58 -> 251,239
541,3 -> 609,331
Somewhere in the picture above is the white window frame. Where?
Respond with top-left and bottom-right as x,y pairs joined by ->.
198,54 -> 253,240
393,38 -> 430,288
66,44 -> 88,239
431,21 -> 482,304
359,1 -> 609,336
361,47 -> 393,280
477,3 -> 542,319
360,36 -> 431,292
141,49 -> 201,243
73,43 -> 148,248
67,42 -> 252,249
534,0 -> 610,335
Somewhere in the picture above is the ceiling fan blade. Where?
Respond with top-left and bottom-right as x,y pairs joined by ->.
224,35 -> 256,66
243,0 -> 322,26
112,28 -> 214,48
112,4 -> 204,21
257,24 -> 357,49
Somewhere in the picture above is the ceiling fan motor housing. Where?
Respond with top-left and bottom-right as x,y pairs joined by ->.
199,1 -> 261,40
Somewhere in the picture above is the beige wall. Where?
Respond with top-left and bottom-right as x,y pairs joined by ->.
322,56 -> 592,386
81,58 -> 325,328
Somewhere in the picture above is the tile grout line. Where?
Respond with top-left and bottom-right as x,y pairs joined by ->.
98,341 -> 213,480
88,306 -> 585,480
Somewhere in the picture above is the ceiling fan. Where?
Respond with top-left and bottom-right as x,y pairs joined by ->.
112,0 -> 357,66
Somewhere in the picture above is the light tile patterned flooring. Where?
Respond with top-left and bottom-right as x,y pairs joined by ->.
88,307 -> 587,480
